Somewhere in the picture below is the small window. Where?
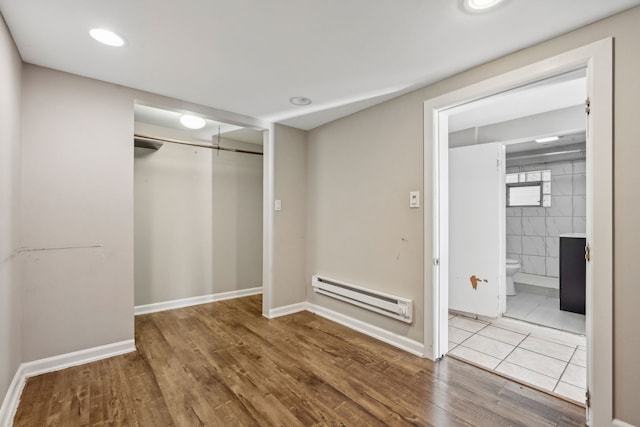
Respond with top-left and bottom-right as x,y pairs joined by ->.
507,182 -> 542,207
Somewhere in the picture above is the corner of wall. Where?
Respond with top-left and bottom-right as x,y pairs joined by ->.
0,8 -> 23,422
270,124 -> 308,309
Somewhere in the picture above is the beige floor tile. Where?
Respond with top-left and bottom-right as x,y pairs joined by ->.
449,316 -> 488,333
496,360 -> 557,391
560,363 -> 586,388
448,325 -> 473,344
518,335 -> 575,362
449,345 -> 501,370
460,334 -> 515,360
477,325 -> 527,346
505,348 -> 567,379
570,348 -> 586,367
554,381 -> 586,403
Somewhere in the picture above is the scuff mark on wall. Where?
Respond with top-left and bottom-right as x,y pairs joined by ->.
470,275 -> 488,290
396,237 -> 409,260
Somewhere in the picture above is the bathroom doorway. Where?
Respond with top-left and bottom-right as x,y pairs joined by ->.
425,39 -> 613,424
444,70 -> 589,404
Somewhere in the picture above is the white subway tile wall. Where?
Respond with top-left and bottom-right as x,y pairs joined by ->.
505,160 -> 586,277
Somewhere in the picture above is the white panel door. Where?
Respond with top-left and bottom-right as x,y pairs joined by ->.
449,142 -> 505,318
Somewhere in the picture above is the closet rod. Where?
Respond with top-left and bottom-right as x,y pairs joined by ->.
134,134 -> 263,156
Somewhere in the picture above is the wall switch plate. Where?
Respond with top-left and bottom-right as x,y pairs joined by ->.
274,199 -> 282,211
409,191 -> 420,208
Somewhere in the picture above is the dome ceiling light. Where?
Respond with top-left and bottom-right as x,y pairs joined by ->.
179,115 -> 207,129
89,28 -> 125,47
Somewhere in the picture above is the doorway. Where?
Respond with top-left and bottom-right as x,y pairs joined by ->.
425,39 -> 613,425
133,104 -> 266,313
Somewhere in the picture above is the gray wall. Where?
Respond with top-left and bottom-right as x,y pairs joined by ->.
272,124 -> 307,308
20,65 -> 135,361
307,99 -> 424,343
134,123 -> 263,306
0,14 -> 22,407
506,160 -> 586,277
307,6 -> 640,424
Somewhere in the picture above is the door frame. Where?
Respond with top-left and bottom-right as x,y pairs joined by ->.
424,38 -> 612,426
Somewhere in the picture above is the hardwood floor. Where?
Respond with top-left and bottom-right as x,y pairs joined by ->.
14,295 -> 585,426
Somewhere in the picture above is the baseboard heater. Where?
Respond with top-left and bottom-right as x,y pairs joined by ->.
311,275 -> 413,323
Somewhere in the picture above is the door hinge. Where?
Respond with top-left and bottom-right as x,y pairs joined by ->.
585,389 -> 591,408
585,244 -> 591,262
433,258 -> 440,266
585,97 -> 591,115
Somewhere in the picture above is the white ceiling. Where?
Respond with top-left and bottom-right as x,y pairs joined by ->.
2,0 -> 639,130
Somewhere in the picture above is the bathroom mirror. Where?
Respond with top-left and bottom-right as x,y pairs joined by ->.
506,182 -> 542,207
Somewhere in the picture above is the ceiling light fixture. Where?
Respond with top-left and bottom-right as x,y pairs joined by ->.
463,0 -> 504,12
535,136 -> 560,143
89,28 -> 125,47
179,115 -> 207,130
290,97 -> 312,106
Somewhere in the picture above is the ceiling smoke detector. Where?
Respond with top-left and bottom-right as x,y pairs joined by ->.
290,97 -> 312,106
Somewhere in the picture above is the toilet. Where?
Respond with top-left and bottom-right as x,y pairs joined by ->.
506,258 -> 520,296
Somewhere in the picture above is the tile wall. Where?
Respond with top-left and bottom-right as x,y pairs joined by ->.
506,160 -> 586,277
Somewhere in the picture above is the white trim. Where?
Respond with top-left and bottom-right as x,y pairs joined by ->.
306,303 -> 426,357
262,125 -> 275,318
134,287 -> 263,315
0,365 -> 25,427
613,419 -> 637,427
0,340 -> 135,427
21,340 -> 136,378
267,302 -> 307,318
425,38 -> 613,425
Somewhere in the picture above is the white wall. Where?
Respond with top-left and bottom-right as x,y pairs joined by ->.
0,13 -> 22,406
134,123 -> 263,305
20,65 -> 135,361
272,124 -> 307,308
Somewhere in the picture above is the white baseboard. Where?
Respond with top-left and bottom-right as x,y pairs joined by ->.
0,339 -> 136,427
613,419 -> 637,427
21,339 -> 136,378
266,302 -> 307,318
134,287 -> 263,315
305,303 -> 426,357
0,365 -> 25,427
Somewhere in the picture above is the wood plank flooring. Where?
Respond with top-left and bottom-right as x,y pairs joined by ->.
14,295 -> 585,426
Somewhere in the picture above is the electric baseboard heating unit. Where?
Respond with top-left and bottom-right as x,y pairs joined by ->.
311,275 -> 413,323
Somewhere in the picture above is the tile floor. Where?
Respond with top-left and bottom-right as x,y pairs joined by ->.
504,292 -> 586,335
448,313 -> 587,404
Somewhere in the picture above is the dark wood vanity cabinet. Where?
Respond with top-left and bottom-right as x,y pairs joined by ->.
559,235 -> 586,315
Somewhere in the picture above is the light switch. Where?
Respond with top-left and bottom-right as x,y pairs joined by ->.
274,199 -> 282,211
409,191 -> 420,208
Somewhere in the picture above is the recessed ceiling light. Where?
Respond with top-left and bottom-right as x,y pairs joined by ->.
179,115 -> 207,130
535,136 -> 560,143
463,0 -> 505,12
89,28 -> 125,47
290,97 -> 312,106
